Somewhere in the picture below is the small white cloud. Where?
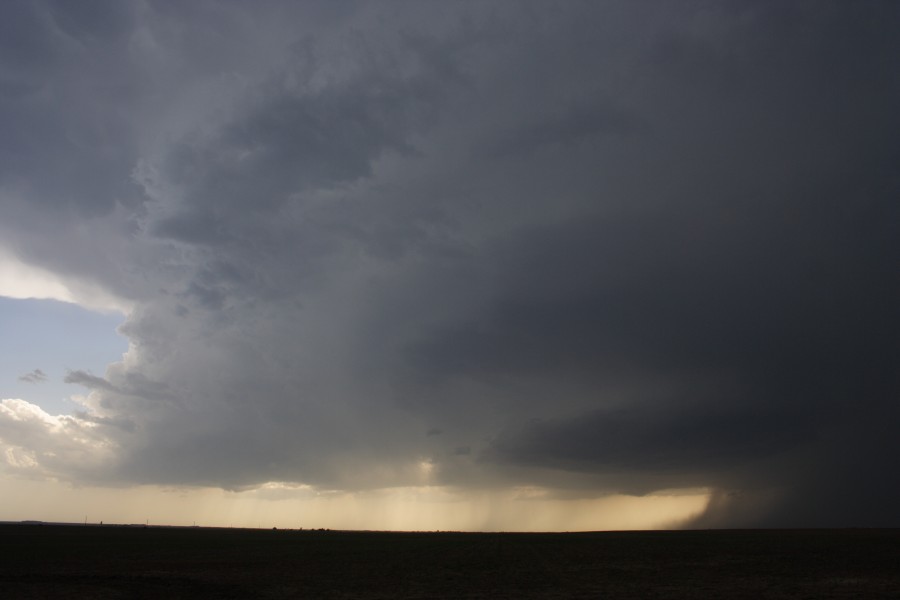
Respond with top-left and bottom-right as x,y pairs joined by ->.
0,398 -> 120,479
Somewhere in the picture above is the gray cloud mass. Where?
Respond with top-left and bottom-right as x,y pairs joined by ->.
0,0 -> 898,527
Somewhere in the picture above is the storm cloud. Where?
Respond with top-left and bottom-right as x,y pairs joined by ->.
0,0 -> 898,527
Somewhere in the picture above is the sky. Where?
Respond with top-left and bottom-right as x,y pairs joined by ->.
0,0 -> 898,531
0,297 -> 126,414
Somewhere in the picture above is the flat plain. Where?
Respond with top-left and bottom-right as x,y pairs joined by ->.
0,524 -> 897,598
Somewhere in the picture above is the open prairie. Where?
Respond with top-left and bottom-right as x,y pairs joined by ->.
0,524 -> 897,599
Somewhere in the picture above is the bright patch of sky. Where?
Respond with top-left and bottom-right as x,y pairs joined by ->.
0,297 -> 126,415
0,474 -> 710,531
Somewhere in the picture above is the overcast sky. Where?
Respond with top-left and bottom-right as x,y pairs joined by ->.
0,0 -> 897,530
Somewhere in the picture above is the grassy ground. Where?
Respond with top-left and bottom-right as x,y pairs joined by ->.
0,525 -> 898,598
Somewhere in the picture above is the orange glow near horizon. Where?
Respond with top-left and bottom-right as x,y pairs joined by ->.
0,475 -> 710,532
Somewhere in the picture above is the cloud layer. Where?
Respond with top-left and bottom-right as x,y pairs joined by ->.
1,0 -> 898,527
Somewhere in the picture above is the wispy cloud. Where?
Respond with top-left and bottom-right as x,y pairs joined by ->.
64,370 -> 119,393
17,369 -> 48,384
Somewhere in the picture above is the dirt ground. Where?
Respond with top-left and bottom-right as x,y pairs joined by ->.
0,524 -> 898,598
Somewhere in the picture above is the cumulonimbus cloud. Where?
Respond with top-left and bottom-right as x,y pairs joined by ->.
0,0 -> 897,527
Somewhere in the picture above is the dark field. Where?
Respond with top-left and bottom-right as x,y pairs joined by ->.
1,524 -> 898,599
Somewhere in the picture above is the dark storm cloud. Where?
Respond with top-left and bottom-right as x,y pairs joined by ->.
0,0 -> 140,216
0,0 -> 898,526
488,405 -> 815,482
